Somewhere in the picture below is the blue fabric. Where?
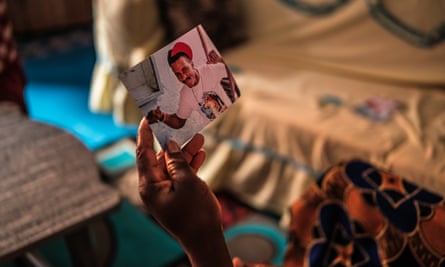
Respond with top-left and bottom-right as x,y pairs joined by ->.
309,203 -> 382,267
344,160 -> 444,234
22,42 -> 137,151
25,82 -> 137,151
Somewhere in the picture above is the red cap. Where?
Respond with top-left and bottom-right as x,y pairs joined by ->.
171,42 -> 193,60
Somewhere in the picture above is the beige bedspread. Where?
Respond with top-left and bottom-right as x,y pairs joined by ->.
200,63 -> 445,214
199,0 -> 445,215
88,0 -> 445,215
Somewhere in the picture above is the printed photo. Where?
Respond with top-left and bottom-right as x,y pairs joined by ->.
119,25 -> 240,148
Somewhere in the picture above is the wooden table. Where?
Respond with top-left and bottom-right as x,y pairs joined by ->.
0,103 -> 121,266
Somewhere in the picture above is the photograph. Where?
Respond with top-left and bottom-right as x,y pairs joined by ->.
119,24 -> 240,148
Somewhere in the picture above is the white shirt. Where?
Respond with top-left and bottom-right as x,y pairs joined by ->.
176,63 -> 232,122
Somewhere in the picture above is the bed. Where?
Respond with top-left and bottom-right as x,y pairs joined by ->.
198,0 -> 445,215
88,0 -> 445,216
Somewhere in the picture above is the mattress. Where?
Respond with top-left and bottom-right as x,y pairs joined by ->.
199,46 -> 445,215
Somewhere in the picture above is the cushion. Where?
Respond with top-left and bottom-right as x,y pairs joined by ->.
89,0 -> 165,125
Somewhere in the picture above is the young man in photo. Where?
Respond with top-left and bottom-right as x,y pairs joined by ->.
146,42 -> 239,129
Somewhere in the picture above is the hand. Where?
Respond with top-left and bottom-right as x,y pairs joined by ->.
146,106 -> 163,124
137,117 -> 215,239
232,257 -> 277,267
207,50 -> 223,64
136,118 -> 232,267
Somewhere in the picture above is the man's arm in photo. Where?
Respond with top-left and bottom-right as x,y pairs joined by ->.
207,50 -> 239,103
147,106 -> 187,129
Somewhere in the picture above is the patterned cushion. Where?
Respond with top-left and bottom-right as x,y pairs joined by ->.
284,159 -> 445,267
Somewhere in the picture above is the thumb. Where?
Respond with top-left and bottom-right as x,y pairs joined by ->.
232,257 -> 246,267
164,140 -> 194,181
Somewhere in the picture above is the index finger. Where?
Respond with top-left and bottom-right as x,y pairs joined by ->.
136,118 -> 164,182
182,133 -> 204,163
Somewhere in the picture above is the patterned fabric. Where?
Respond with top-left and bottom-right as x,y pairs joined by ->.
284,159 -> 445,267
0,0 -> 26,113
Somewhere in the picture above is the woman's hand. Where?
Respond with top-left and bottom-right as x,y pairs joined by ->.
233,257 -> 278,267
136,118 -> 232,267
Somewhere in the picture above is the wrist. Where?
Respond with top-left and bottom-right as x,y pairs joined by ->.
179,227 -> 232,267
160,113 -> 166,122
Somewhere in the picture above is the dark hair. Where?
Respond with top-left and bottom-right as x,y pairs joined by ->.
167,50 -> 190,65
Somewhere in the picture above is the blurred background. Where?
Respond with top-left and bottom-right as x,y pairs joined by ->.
1,0 -> 445,266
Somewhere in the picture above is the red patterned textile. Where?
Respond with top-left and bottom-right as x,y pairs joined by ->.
284,159 -> 445,267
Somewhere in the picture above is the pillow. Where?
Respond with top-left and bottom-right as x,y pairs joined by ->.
157,0 -> 247,51
0,0 -> 27,114
89,0 -> 165,125
366,0 -> 445,47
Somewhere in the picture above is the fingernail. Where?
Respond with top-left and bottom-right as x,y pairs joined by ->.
166,140 -> 180,153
